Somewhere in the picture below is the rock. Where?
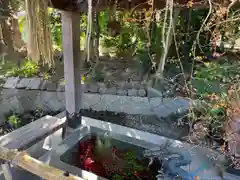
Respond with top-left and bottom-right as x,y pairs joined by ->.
97,82 -> 106,88
84,84 -> 89,93
99,87 -> 107,94
121,72 -> 129,79
88,84 -> 99,93
21,113 -> 34,121
40,80 -> 48,90
0,102 -> 13,123
46,82 -> 57,91
57,79 -> 65,92
106,87 -> 117,95
117,89 -> 127,96
3,77 -> 20,89
127,89 -> 138,96
132,76 -> 142,81
16,78 -> 31,89
125,68 -> 132,73
17,91 -> 39,111
56,91 -> 65,104
26,78 -> 42,90
97,83 -> 106,94
121,82 -> 133,90
57,83 -> 65,92
8,96 -> 24,114
138,89 -> 146,97
131,81 -> 144,89
44,97 -> 63,112
147,87 -> 163,98
149,97 -> 190,117
105,72 -> 112,78
0,89 -> 18,103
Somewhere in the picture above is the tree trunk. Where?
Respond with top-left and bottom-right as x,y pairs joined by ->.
12,15 -> 24,50
182,8 -> 192,63
0,0 -> 14,53
157,8 -> 180,78
92,12 -> 100,76
84,11 -> 94,64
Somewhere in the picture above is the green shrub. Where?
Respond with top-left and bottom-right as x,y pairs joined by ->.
8,115 -> 20,129
8,60 -> 40,77
192,61 -> 240,98
22,60 -> 40,77
189,60 -> 240,141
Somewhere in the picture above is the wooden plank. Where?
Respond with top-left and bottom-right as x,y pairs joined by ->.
0,146 -> 83,180
1,163 -> 13,180
0,115 -> 66,150
49,0 -> 213,12
61,11 -> 83,129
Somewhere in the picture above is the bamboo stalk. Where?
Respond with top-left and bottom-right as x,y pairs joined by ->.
0,146 -> 83,180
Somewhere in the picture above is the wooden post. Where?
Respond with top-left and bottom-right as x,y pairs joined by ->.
1,163 -> 13,180
61,11 -> 83,133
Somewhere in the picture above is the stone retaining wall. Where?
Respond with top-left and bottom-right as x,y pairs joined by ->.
3,77 -> 149,97
0,77 -> 190,125
3,77 -> 163,98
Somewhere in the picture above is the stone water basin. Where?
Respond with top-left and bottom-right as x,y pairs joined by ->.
47,117 -> 239,180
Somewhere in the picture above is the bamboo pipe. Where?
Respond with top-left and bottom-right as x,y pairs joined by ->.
0,146 -> 83,180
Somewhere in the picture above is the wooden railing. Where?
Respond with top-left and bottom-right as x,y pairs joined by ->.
0,113 -> 80,180
0,115 -> 65,150
0,146 -> 83,180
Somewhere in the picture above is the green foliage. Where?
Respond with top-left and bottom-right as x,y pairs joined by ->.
49,9 -> 62,50
18,16 -> 26,35
112,150 -> 145,179
9,60 -> 40,77
134,50 -> 153,74
124,150 -> 145,171
192,61 -> 240,97
8,115 -> 20,129
22,60 -> 40,77
112,174 -> 124,180
86,69 -> 105,82
99,11 -> 109,35
100,11 -> 140,56
1,109 -> 59,136
193,97 -> 227,139
43,72 -> 50,80
190,60 -> 240,140
10,0 -> 25,11
44,8 -> 219,73
101,36 -> 119,49
123,150 -> 145,178
175,9 -> 212,62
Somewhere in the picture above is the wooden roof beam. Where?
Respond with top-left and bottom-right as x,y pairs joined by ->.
49,0 -> 214,12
